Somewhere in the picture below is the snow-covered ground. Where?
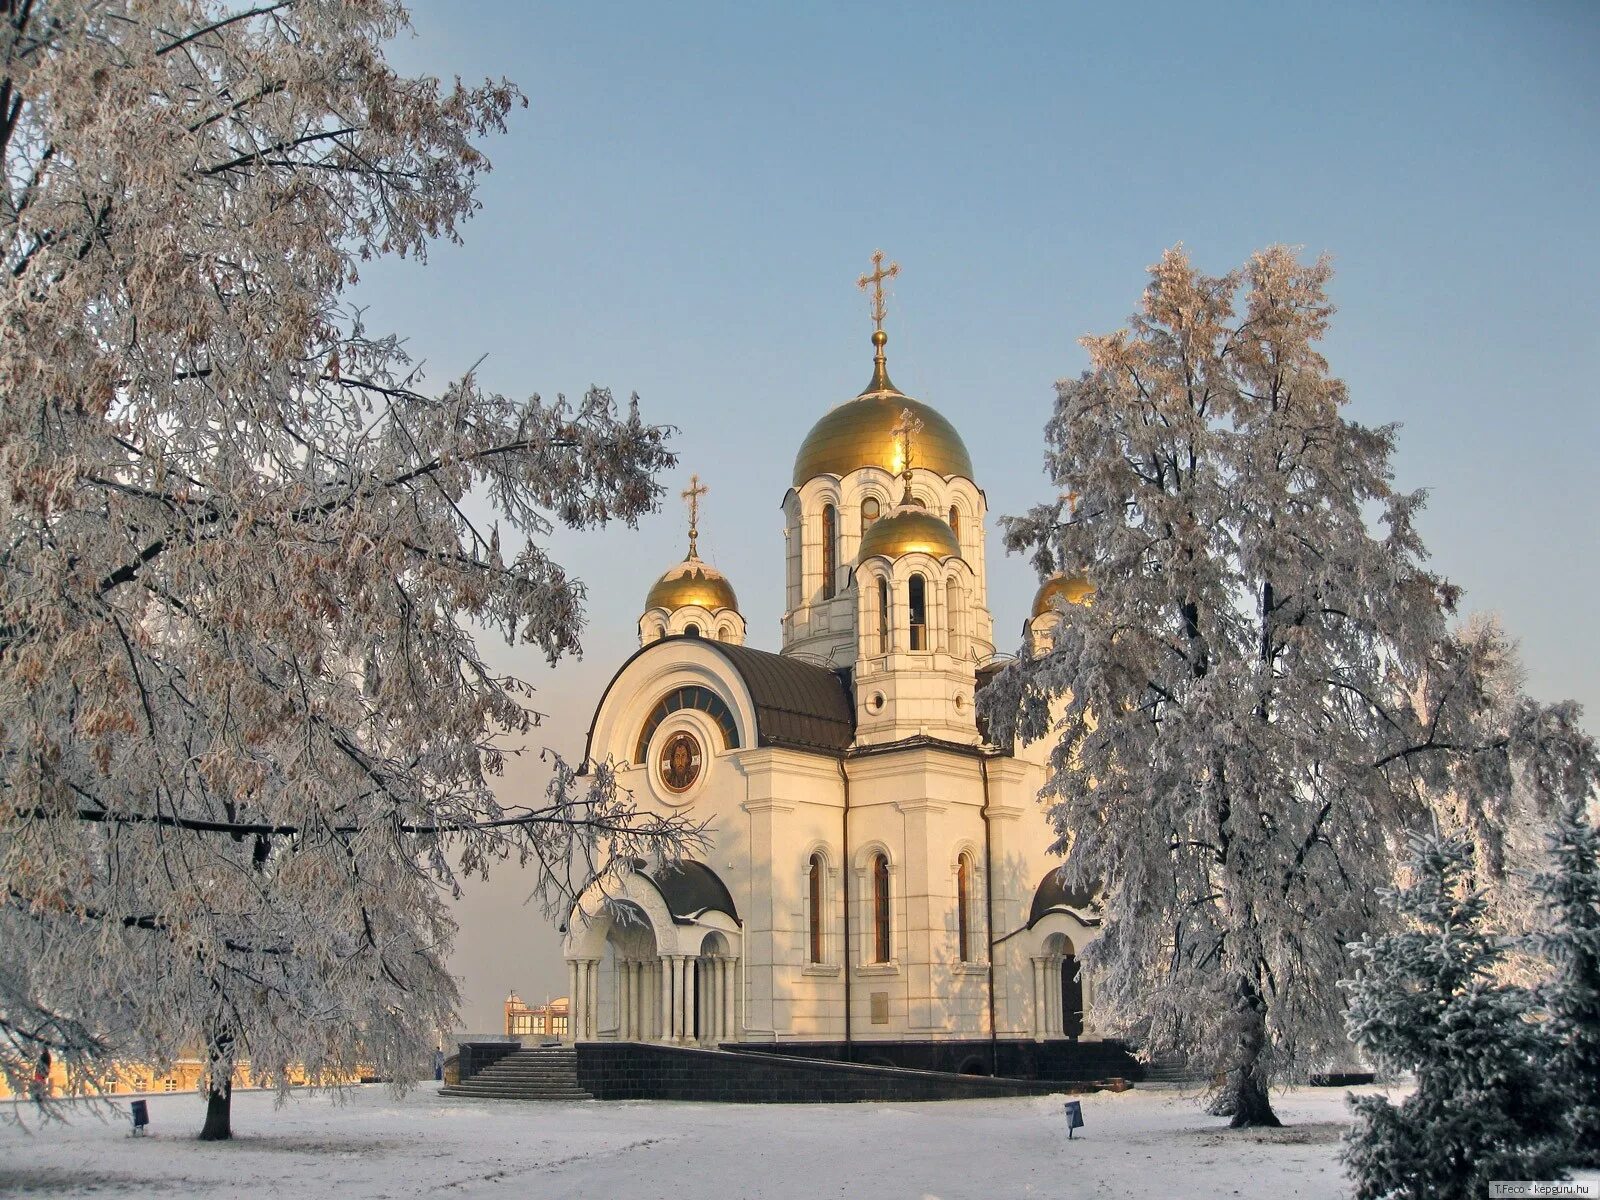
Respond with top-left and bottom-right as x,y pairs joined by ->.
0,1083 -> 1561,1199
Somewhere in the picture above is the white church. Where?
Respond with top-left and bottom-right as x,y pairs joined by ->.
560,260 -> 1098,1066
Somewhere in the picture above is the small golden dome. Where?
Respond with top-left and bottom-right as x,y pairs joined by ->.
858,508 -> 962,561
1032,573 -> 1094,617
645,559 -> 739,613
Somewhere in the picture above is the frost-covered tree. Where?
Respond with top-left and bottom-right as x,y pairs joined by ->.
1531,797 -> 1600,1165
1342,831 -> 1568,1199
0,1 -> 698,1137
981,245 -> 1597,1126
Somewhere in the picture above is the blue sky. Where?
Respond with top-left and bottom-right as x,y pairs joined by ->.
360,2 -> 1599,1029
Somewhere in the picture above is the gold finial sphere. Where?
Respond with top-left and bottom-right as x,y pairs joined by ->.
872,329 -> 888,348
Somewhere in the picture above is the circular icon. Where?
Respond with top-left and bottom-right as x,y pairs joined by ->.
659,730 -> 703,794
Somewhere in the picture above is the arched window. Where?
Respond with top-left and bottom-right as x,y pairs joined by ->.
908,574 -> 927,651
957,852 -> 974,962
808,853 -> 825,964
861,496 -> 881,535
872,853 -> 891,963
683,622 -> 700,638
634,685 -> 740,762
876,578 -> 890,654
949,505 -> 960,540
821,504 -> 837,600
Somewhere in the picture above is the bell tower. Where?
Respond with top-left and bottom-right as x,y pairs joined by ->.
782,254 -> 994,740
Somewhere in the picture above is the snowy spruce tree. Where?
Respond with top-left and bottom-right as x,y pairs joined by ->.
1530,797 -> 1600,1165
981,245 -> 1597,1126
0,2 -> 700,1136
1342,830 -> 1567,1199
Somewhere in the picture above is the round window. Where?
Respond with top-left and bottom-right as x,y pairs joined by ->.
659,730 -> 703,793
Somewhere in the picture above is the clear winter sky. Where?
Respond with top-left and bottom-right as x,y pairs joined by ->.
356,2 -> 1600,1033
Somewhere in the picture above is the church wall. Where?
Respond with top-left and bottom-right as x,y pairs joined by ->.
843,748 -> 990,1040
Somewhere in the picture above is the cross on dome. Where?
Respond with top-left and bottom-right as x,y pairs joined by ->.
857,249 -> 900,332
891,407 -> 924,477
681,473 -> 709,559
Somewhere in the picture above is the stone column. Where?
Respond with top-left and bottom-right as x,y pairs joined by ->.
588,959 -> 601,1040
723,957 -> 737,1041
658,956 -> 672,1043
1036,960 -> 1049,1043
682,955 -> 698,1044
618,959 -> 630,1039
566,960 -> 578,1040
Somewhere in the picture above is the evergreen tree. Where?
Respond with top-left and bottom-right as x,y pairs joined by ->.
1531,798 -> 1600,1166
1342,831 -> 1567,1199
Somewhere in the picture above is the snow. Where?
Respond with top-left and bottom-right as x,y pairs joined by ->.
3,1084 -> 1419,1199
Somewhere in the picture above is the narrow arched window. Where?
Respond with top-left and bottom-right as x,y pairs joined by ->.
683,622 -> 700,638
861,496 -> 881,535
877,578 -> 890,654
808,853 -> 824,964
822,504 -> 837,600
957,852 -> 973,962
872,853 -> 891,963
949,505 -> 960,540
908,574 -> 927,651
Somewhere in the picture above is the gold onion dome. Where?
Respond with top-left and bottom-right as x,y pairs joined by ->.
792,331 -> 973,487
1032,573 -> 1094,617
858,506 -> 962,561
645,557 -> 740,614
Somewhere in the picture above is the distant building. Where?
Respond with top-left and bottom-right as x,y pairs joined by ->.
504,992 -> 570,1039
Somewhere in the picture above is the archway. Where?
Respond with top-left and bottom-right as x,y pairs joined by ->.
696,930 -> 734,1045
1044,932 -> 1083,1040
605,903 -> 661,1042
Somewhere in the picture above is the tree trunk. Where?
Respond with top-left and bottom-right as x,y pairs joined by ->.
198,1081 -> 232,1141
1218,976 -> 1282,1128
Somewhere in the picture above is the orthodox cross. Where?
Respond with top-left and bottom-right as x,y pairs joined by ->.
682,473 -> 709,558
857,249 -> 900,332
891,407 -> 924,490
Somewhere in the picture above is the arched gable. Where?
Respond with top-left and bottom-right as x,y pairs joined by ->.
585,636 -> 854,768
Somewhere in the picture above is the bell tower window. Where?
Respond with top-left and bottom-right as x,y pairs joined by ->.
949,505 -> 960,540
861,496 -> 881,535
908,574 -> 927,651
822,504 -> 837,600
877,578 -> 890,655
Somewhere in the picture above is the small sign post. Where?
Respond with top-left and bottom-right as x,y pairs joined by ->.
1063,1100 -> 1085,1139
130,1099 -> 149,1136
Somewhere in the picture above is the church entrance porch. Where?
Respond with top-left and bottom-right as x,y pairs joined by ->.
562,861 -> 743,1047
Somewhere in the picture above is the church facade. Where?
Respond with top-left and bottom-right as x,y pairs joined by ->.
560,276 -> 1096,1060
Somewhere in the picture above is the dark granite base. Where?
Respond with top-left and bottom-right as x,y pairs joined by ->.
574,1042 -> 1108,1103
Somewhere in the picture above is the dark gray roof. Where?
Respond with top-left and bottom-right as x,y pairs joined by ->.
703,642 -> 854,753
585,637 -> 855,763
1028,868 -> 1101,927
651,861 -> 740,924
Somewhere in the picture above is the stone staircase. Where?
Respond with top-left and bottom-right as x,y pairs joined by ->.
440,1045 -> 593,1101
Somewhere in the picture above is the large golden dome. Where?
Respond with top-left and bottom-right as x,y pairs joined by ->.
792,336 -> 973,487
1032,573 -> 1094,617
858,507 -> 962,561
645,558 -> 739,613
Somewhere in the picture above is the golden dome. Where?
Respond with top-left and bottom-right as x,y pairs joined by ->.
1032,573 -> 1094,617
792,338 -> 973,487
858,508 -> 962,561
645,558 -> 739,613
